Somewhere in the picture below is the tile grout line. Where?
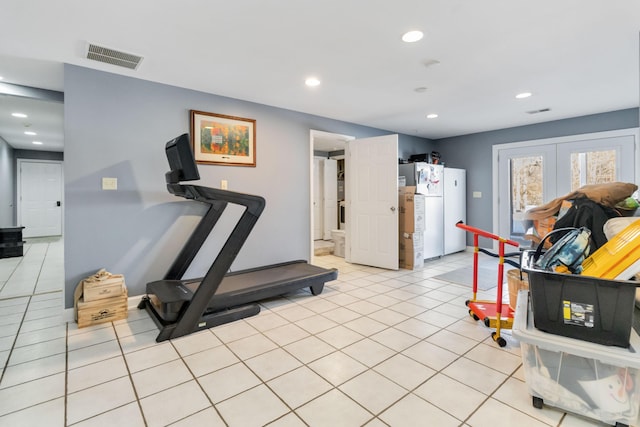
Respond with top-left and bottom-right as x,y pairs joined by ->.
167,332 -> 229,427
0,242 -> 61,416
113,322 -> 149,427
0,295 -> 32,387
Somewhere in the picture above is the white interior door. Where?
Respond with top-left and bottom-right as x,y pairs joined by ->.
18,160 -> 63,238
346,134 -> 398,269
323,158 -> 338,240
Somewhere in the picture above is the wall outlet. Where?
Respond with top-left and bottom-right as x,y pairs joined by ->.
473,191 -> 482,198
221,179 -> 228,190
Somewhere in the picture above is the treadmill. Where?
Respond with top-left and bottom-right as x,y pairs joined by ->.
138,133 -> 338,342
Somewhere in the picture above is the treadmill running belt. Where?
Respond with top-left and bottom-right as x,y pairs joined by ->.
147,260 -> 336,322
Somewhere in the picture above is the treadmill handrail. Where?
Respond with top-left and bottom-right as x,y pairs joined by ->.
164,184 -> 266,280
163,183 -> 266,339
167,183 -> 265,217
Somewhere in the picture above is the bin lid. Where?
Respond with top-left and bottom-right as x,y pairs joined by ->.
512,290 -> 640,367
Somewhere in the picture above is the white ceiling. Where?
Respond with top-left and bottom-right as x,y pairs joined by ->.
1,1 -> 639,153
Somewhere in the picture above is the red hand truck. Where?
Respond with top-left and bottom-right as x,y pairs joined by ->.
456,222 -> 520,347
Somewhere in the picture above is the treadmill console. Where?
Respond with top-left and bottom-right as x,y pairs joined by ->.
165,133 -> 200,183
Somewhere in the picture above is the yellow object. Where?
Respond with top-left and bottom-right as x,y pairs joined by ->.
563,300 -> 571,321
581,219 -> 640,279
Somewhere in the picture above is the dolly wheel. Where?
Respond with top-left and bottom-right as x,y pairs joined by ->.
465,299 -> 470,307
468,310 -> 479,321
491,332 -> 507,347
484,318 -> 491,327
532,396 -> 543,409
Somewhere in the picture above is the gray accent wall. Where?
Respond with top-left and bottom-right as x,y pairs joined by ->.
0,136 -> 15,227
434,108 -> 639,244
63,64 -> 432,308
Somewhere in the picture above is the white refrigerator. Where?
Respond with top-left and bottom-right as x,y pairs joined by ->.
399,163 -> 444,259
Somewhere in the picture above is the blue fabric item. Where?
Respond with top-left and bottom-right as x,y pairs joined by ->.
535,227 -> 592,274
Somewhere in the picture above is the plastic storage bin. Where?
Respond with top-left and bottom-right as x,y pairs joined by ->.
513,290 -> 640,427
522,250 -> 638,348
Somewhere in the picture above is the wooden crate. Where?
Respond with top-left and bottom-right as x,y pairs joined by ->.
83,274 -> 125,302
77,287 -> 128,328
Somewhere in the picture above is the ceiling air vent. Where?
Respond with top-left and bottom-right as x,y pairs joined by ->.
86,44 -> 143,70
526,108 -> 551,115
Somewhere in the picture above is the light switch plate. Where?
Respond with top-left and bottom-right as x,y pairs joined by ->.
102,177 -> 117,190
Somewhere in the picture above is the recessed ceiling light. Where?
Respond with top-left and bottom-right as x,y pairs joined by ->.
305,77 -> 321,87
414,87 -> 427,93
32,141 -> 43,145
516,92 -> 532,99
402,30 -> 424,43
24,131 -> 37,136
12,112 -> 27,118
426,113 -> 438,119
0,76 -> 3,80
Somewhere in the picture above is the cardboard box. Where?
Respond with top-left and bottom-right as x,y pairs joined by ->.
507,269 -> 529,311
76,287 -> 128,328
399,232 -> 424,269
399,186 -> 425,233
534,216 -> 556,239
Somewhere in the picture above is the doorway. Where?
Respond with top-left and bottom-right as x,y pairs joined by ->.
309,130 -> 353,261
309,131 -> 400,270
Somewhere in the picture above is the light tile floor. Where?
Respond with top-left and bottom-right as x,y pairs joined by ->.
0,237 -> 636,426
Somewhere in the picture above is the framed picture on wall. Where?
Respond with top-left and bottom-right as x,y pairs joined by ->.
190,110 -> 256,167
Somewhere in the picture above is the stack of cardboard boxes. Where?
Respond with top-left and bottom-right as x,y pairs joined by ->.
398,186 -> 425,269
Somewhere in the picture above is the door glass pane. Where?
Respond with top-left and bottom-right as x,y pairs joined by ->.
570,150 -> 616,191
510,156 -> 543,242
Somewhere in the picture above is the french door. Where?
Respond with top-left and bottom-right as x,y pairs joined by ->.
495,129 -> 638,245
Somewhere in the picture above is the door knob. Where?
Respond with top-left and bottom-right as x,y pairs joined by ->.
390,206 -> 396,212
56,201 -> 61,207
